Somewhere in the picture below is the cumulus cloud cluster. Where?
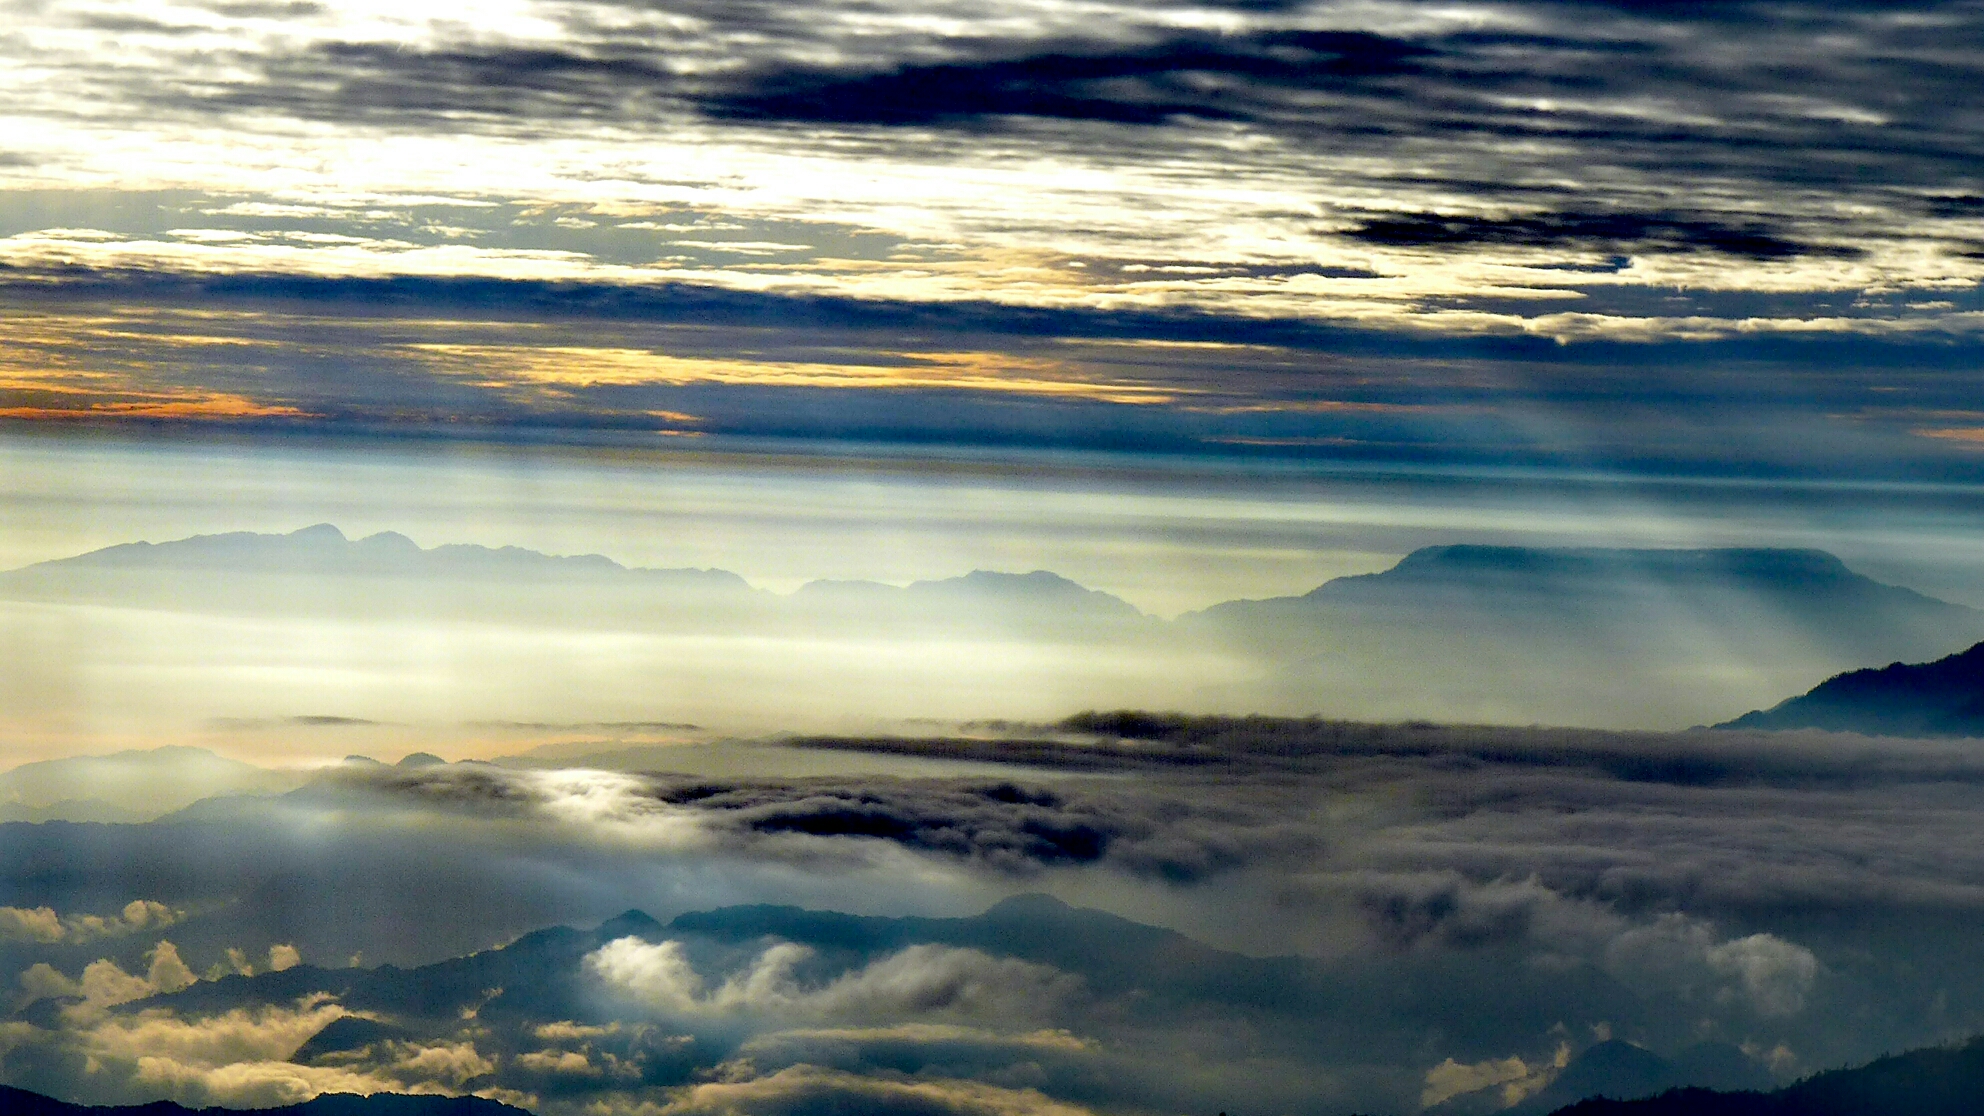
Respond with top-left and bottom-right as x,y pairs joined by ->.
0,902 -> 182,945
589,937 -> 1077,1022
59,994 -> 509,1109
17,940 -> 302,1014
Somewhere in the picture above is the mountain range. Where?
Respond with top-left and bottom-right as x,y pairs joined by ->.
0,524 -> 1147,634
7,527 -> 1983,728
0,746 -> 305,823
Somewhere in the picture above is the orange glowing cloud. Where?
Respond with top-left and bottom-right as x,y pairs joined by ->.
403,343 -> 1184,405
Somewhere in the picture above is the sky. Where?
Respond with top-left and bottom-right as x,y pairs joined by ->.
8,4 -> 1984,1116
2,0 -> 1984,477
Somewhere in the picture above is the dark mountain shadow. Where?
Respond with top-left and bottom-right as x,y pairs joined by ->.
1721,641 -> 1984,737
1547,1035 -> 1984,1116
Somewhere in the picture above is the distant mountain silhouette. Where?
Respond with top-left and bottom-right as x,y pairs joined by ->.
1720,641 -> 1984,736
6,530 -> 1978,726
794,568 -> 1147,621
1546,1035 -> 1984,1116
0,746 -> 302,823
0,525 -> 1146,631
1183,545 -> 1984,727
1203,546 -> 1972,645
0,1085 -> 527,1116
1,523 -> 751,589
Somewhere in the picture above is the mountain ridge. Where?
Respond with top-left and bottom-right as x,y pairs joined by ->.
5,524 -> 750,589
0,525 -> 1148,619
6,526 -> 1971,626
0,746 -> 305,823
8,527 -> 1981,728
1720,640 -> 1984,737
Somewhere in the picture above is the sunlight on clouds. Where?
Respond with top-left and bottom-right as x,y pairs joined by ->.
590,938 -> 1077,1022
642,1064 -> 1096,1116
0,900 -> 183,945
50,990 -> 507,1107
1914,426 -> 1984,447
1421,1044 -> 1569,1109
0,0 -> 1975,345
64,942 -> 199,1016
529,770 -> 714,849
0,397 -> 314,421
86,995 -> 349,1069
1604,914 -> 1820,1019
404,343 -> 1183,404
210,944 -> 308,981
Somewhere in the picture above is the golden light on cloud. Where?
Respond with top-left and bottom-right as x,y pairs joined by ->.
0,394 -> 313,421
1913,426 -> 1984,447
404,343 -> 1186,405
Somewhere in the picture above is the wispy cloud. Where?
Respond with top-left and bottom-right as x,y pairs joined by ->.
2,1 -> 1983,344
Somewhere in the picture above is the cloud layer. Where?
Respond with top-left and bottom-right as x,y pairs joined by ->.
3,0 -> 1984,416
10,718 -> 1984,1115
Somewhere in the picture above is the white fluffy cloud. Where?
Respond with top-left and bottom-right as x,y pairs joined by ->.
47,993 -> 501,1108
1421,1044 -> 1569,1109
1705,934 -> 1822,1018
210,944 -> 306,981
0,900 -> 182,944
588,937 -> 1078,1022
76,941 -> 200,1013
16,941 -> 199,1016
1605,914 -> 1820,1019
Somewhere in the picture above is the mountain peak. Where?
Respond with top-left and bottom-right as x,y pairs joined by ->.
597,909 -> 663,938
356,530 -> 420,551
984,891 -> 1073,917
290,523 -> 348,542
